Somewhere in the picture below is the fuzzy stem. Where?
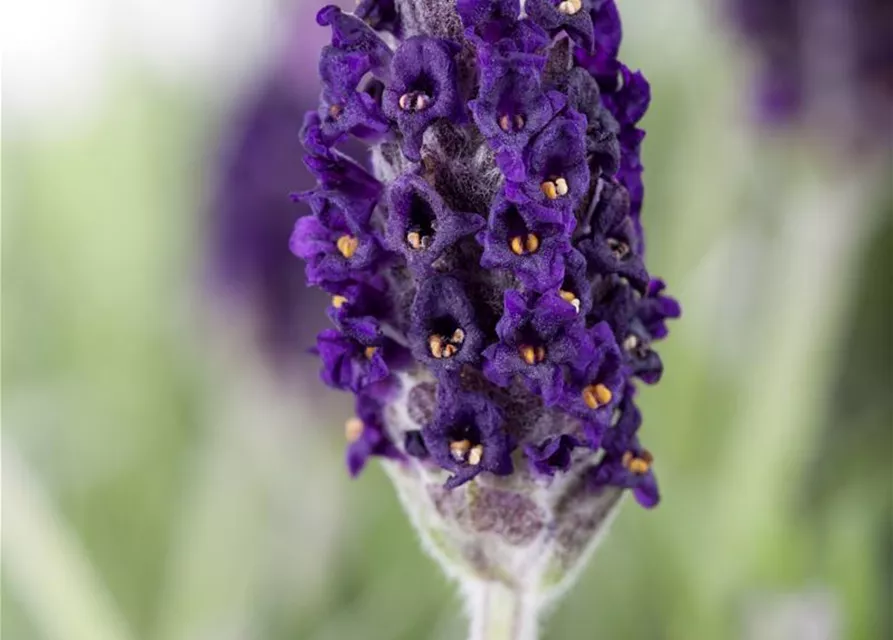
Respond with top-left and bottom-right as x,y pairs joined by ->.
466,581 -> 539,640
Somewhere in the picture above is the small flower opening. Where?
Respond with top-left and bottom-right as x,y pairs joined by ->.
519,344 -> 547,365
405,193 -> 436,250
607,237 -> 630,260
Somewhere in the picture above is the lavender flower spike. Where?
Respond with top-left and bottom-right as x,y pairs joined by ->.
293,0 -> 680,635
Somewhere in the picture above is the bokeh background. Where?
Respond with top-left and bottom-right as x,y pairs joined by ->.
3,1 -> 891,639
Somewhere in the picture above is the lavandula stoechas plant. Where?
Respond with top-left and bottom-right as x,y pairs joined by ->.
292,0 -> 680,634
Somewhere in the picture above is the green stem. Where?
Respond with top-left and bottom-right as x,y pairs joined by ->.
466,581 -> 539,640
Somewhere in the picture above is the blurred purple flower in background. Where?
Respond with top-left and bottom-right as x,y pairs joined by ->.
289,0 -> 680,633
728,0 -> 892,150
206,9 -> 332,367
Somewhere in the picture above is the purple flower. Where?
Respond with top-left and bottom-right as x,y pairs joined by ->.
573,0 -> 622,84
559,321 -> 625,420
589,393 -> 660,508
525,0 -> 596,52
289,194 -> 383,287
386,173 -> 485,273
314,6 -> 393,146
576,178 -> 649,292
524,433 -> 580,476
457,0 -> 549,53
483,290 -> 592,405
292,0 -> 679,515
316,327 -> 407,394
602,67 -> 650,127
639,279 -> 683,340
346,393 -> 404,476
410,275 -> 486,372
382,36 -> 464,161
555,67 -> 621,175
208,74 -> 320,362
421,386 -> 513,488
316,5 -> 393,66
300,141 -> 382,201
505,109 -> 590,211
589,275 -> 680,385
326,277 -> 393,342
478,193 -> 571,292
469,52 -> 566,181
558,248 -> 595,316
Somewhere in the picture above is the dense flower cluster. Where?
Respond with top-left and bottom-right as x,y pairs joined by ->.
293,0 -> 679,508
729,0 -> 892,144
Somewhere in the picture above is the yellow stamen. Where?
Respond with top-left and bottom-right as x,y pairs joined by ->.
451,328 -> 465,344
559,289 -> 581,313
429,334 -> 444,358
557,0 -> 582,16
540,181 -> 558,200
406,231 -> 422,250
628,458 -> 650,475
468,444 -> 484,466
498,114 -> 512,133
514,114 -> 525,130
442,343 -> 457,358
336,235 -> 359,258
328,103 -> 344,119
510,235 -> 525,256
345,417 -> 364,443
622,449 -> 653,475
332,295 -> 348,309
510,234 -> 540,256
582,383 -> 613,409
519,344 -> 537,365
364,346 -> 378,359
554,177 -> 569,196
450,439 -> 471,461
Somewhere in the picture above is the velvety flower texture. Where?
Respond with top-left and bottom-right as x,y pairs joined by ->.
293,0 -> 680,510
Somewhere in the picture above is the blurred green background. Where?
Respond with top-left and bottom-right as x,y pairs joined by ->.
3,1 -> 891,639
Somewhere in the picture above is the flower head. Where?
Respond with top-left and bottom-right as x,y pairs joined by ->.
292,0 -> 680,604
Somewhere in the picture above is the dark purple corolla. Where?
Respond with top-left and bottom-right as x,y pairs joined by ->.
292,0 -> 679,511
